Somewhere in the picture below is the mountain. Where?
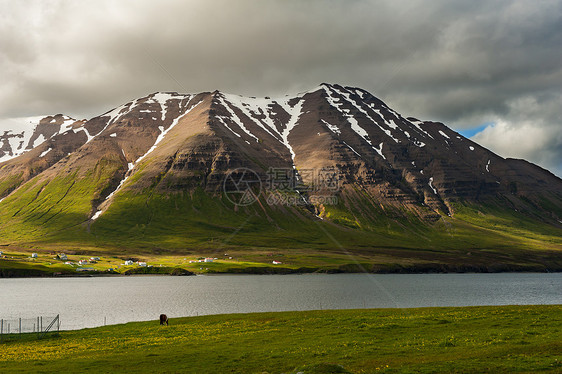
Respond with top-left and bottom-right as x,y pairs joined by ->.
0,114 -> 89,198
1,84 -> 561,271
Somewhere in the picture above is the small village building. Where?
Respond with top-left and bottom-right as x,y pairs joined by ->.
272,261 -> 282,265
124,260 -> 134,265
59,253 -> 68,261
138,262 -> 147,267
204,258 -> 214,263
31,253 -> 38,258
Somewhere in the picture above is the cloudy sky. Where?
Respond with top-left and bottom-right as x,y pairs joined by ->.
1,0 -> 561,176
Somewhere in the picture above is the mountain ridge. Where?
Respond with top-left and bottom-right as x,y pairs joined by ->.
0,84 -> 561,271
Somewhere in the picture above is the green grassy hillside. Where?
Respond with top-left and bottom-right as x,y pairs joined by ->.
0,160 -> 561,275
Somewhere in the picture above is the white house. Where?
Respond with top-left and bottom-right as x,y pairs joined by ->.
78,260 -> 89,265
204,258 -> 214,263
138,262 -> 147,267
31,253 -> 38,258
272,261 -> 282,265
59,253 -> 68,261
124,260 -> 134,266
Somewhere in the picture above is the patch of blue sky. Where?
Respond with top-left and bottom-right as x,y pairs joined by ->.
457,122 -> 494,138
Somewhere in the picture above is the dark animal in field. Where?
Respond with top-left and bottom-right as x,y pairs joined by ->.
159,314 -> 168,326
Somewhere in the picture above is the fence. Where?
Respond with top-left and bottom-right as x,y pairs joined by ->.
0,315 -> 59,342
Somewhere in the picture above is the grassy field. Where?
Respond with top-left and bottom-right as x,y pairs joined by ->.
2,242 -> 561,278
0,305 -> 560,373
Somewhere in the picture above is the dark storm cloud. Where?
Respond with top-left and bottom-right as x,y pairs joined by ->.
0,0 -> 561,175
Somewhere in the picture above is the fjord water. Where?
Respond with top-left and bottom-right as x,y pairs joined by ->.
1,273 -> 560,330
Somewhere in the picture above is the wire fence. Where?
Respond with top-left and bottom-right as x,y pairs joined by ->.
0,315 -> 59,342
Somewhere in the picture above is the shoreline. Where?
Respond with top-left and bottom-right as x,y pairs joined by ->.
1,262 -> 561,278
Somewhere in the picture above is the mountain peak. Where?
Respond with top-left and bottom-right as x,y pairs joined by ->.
1,84 -> 561,228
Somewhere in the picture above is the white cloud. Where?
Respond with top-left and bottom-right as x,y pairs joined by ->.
471,94 -> 562,177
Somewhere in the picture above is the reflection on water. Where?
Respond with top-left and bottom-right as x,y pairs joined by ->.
0,273 -> 560,330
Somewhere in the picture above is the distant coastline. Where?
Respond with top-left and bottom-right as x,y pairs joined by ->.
2,262 -> 561,278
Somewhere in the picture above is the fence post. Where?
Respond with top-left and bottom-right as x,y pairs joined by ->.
40,316 -> 43,333
1,319 -> 3,342
57,315 -> 60,332
19,318 -> 21,336
37,317 -> 40,338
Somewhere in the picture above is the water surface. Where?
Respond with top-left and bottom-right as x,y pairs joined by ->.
0,273 -> 560,330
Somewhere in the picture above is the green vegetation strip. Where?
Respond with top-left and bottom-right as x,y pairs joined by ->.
1,305 -> 561,373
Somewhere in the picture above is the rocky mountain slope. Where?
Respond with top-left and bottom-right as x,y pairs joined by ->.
1,84 -> 561,269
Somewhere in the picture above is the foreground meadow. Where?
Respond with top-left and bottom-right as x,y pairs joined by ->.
0,305 -> 560,373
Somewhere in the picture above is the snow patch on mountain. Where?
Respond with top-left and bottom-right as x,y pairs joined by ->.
92,99 -> 202,220
342,141 -> 361,157
429,177 -> 437,194
217,95 -> 261,142
222,94 -> 282,142
216,116 -> 242,138
39,148 -> 52,158
149,92 -> 188,122
322,86 -> 383,157
321,119 -> 341,135
32,134 -> 46,149
439,130 -> 450,139
0,115 -> 75,163
102,100 -> 137,127
374,142 -> 386,160
90,103 -> 132,145
408,119 -> 435,140
278,98 -> 304,166
331,86 -> 400,144
91,210 -> 103,220
218,93 -> 308,167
